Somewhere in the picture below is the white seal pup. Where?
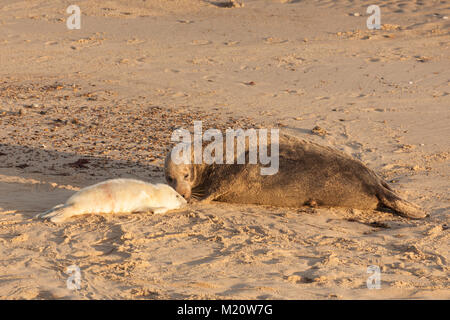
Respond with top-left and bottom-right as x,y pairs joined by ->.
36,178 -> 187,223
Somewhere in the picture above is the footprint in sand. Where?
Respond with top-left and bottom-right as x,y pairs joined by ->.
191,40 -> 212,46
264,37 -> 288,44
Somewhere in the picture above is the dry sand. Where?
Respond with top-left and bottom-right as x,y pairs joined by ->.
0,0 -> 449,299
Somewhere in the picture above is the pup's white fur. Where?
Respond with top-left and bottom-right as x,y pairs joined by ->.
36,179 -> 187,223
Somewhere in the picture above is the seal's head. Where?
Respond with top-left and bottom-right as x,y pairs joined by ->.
164,150 -> 199,202
154,183 -> 187,209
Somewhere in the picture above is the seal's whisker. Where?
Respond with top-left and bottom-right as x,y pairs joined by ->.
191,190 -> 205,199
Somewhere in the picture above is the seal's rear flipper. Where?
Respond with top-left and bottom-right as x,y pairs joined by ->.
378,189 -> 428,219
36,204 -> 75,223
35,204 -> 65,219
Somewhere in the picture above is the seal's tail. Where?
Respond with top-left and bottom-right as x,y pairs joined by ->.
377,186 -> 428,219
35,204 -> 74,223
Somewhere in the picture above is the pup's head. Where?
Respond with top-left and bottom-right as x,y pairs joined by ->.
164,150 -> 197,201
155,183 -> 187,210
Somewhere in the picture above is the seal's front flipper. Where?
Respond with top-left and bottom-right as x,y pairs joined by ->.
150,207 -> 169,214
201,189 -> 229,203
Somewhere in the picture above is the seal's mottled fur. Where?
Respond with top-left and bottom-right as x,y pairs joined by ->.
164,133 -> 427,219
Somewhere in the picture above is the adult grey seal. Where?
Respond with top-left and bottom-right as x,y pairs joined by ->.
164,133 -> 427,219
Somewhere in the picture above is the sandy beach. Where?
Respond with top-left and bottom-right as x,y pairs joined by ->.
0,0 -> 448,299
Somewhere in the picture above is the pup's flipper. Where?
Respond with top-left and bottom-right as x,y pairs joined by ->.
35,204 -> 65,219
150,207 -> 169,214
37,204 -> 76,223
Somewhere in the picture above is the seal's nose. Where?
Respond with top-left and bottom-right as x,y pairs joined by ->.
176,194 -> 188,205
178,191 -> 191,202
174,184 -> 191,202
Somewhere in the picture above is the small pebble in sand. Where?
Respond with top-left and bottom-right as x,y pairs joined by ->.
285,275 -> 302,284
416,56 -> 431,63
305,199 -> 318,207
24,103 -> 38,108
311,125 -> 327,136
217,0 -> 244,8
313,276 -> 328,283
230,0 -> 244,8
